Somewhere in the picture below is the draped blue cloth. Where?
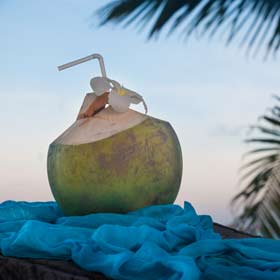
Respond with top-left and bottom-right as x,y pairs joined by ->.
0,200 -> 279,280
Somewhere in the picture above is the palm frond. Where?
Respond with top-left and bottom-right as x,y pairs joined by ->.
257,170 -> 280,238
233,96 -> 280,238
98,0 -> 280,55
244,147 -> 280,156
246,138 -> 280,145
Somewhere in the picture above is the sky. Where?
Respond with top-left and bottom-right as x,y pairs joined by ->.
0,0 -> 279,224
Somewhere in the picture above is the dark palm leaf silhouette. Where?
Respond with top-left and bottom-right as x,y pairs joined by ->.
232,96 -> 280,238
98,0 -> 280,55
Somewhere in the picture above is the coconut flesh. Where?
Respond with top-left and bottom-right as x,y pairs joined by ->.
47,93 -> 183,215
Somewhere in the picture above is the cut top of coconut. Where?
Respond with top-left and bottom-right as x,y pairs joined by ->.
53,105 -> 148,145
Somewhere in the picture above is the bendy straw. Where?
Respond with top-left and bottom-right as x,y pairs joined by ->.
57,53 -> 107,77
57,53 -> 147,114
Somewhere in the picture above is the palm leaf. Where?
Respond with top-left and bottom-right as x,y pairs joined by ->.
98,0 -> 280,55
232,96 -> 280,238
257,171 -> 280,238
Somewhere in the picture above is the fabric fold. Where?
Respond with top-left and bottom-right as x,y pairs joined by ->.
0,200 -> 279,279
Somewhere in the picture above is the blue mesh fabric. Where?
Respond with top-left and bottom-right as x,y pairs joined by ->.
0,200 -> 279,280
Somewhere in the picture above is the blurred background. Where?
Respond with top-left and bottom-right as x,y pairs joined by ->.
0,0 -> 279,234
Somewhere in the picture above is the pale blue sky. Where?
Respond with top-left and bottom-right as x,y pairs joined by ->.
0,0 -> 279,224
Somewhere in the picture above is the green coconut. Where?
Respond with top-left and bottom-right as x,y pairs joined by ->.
47,94 -> 183,215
